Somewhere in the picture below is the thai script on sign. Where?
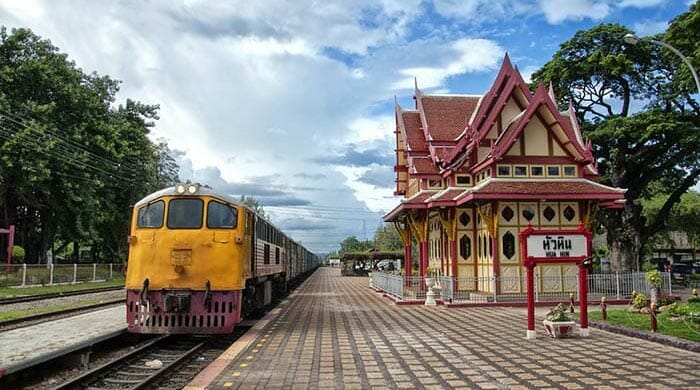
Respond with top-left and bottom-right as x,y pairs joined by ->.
526,233 -> 587,258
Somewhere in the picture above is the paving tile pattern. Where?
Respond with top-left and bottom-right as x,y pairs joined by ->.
210,268 -> 700,389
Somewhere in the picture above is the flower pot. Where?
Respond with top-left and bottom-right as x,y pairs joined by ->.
542,320 -> 576,338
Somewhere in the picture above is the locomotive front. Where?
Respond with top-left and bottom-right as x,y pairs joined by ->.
125,184 -> 249,334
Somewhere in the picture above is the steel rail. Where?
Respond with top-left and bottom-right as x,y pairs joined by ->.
0,299 -> 125,329
0,285 -> 124,305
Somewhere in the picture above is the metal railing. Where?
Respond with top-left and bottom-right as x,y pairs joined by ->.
370,272 -> 673,304
0,263 -> 124,287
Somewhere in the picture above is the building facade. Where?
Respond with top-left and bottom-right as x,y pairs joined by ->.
384,55 -> 626,295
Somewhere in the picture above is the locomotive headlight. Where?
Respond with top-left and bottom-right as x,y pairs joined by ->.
187,183 -> 200,194
175,183 -> 186,194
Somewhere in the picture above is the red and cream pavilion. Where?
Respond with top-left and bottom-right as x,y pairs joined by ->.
384,54 -> 626,296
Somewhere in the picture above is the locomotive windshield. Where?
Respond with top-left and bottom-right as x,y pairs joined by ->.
137,200 -> 164,228
207,201 -> 238,229
167,198 -> 203,229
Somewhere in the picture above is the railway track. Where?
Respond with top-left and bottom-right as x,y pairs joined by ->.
55,329 -> 248,390
0,286 -> 124,305
0,299 -> 125,330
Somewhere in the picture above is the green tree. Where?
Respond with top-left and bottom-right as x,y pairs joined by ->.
0,27 -> 177,263
642,190 -> 700,249
374,224 -> 403,251
339,236 -> 364,253
240,195 -> 266,218
531,5 -> 700,271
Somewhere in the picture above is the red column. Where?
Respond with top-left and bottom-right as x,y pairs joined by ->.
525,262 -> 536,339
404,230 -> 412,286
450,239 -> 458,289
6,225 -> 14,273
419,241 -> 428,277
578,261 -> 589,336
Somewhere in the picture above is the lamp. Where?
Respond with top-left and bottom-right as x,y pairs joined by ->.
623,33 -> 700,96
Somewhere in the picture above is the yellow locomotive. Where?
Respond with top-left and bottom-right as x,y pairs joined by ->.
125,183 -> 319,334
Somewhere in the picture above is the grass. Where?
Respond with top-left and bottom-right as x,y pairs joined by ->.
586,302 -> 700,342
0,278 -> 125,298
0,297 -> 120,322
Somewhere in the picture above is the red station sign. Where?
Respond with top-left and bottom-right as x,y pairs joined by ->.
519,222 -> 592,339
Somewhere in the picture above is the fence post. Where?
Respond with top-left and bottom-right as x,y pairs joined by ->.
615,272 -> 621,300
92,264 -> 97,281
49,264 -> 54,285
73,264 -> 77,284
492,277 -> 497,303
667,271 -> 672,296
21,263 -> 27,287
109,264 -> 113,280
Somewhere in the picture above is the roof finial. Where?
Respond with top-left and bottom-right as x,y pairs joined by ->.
548,82 -> 556,101
503,52 -> 513,70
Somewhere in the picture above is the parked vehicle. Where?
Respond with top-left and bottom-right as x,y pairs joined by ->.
670,263 -> 693,286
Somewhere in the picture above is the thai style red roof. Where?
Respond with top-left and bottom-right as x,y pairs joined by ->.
419,95 -> 480,142
387,54 -> 626,222
411,157 -> 440,174
401,111 -> 427,152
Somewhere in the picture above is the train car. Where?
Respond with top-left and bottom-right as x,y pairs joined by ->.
125,183 -> 320,334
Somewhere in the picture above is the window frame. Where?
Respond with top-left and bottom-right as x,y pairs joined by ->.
530,165 -> 544,177
206,200 -> 238,229
137,200 -> 165,229
166,198 -> 204,229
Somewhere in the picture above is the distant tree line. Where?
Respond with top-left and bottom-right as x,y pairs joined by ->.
0,27 -> 179,264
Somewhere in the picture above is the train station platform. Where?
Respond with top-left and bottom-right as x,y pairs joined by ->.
188,267 -> 700,389
0,306 -> 125,377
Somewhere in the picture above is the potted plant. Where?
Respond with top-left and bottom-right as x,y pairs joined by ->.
543,303 -> 576,338
424,265 -> 438,288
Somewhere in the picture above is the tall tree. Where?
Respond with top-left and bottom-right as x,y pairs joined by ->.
240,195 -> 266,218
0,27 -> 177,263
531,5 -> 700,271
374,224 -> 403,251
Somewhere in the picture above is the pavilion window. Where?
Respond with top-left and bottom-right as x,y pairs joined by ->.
497,165 -> 511,177
547,165 -> 560,177
563,165 -> 577,177
530,165 -> 544,177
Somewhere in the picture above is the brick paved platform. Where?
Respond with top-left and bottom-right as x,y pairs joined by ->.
189,268 -> 700,389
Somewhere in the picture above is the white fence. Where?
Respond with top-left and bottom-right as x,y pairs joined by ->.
0,263 -> 124,287
371,272 -> 673,303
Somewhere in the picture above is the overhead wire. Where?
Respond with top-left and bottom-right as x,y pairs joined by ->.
0,109 -> 140,171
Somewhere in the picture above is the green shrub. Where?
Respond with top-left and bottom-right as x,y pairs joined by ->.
688,295 -> 700,303
632,293 -> 648,308
646,270 -> 662,288
11,245 -> 25,262
657,293 -> 674,307
667,302 -> 690,317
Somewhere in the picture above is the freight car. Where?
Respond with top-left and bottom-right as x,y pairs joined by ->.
125,183 -> 320,334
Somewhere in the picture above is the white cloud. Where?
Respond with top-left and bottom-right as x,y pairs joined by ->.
432,0 -> 535,23
618,0 -> 665,8
632,20 -> 669,37
519,65 -> 541,84
393,38 -> 503,89
538,0 -> 611,24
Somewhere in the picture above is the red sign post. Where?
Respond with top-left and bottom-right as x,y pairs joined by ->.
1,225 -> 15,273
519,222 -> 592,339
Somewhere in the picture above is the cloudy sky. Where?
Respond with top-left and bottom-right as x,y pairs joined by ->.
0,0 -> 693,253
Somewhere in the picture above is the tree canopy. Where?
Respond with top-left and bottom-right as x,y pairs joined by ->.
531,2 -> 700,271
0,27 -> 179,263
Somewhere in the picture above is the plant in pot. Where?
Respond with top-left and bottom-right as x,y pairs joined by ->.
543,303 -> 576,338
646,269 -> 662,305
